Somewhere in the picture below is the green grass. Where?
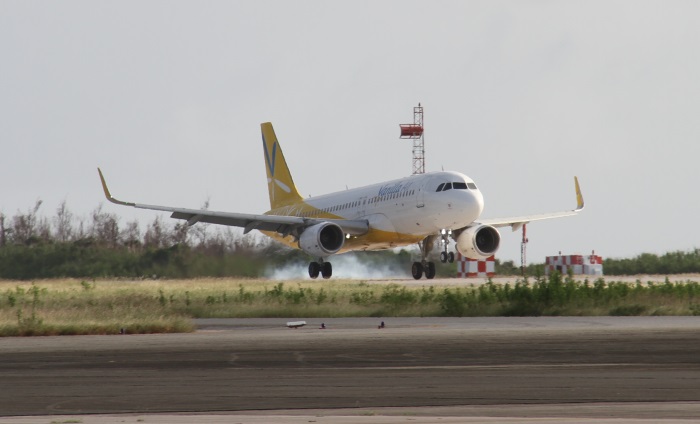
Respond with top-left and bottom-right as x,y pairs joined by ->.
1,274 -> 700,336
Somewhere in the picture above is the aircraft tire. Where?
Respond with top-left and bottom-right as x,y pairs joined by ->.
448,252 -> 455,263
411,262 -> 423,280
308,262 -> 320,279
426,262 -> 436,279
321,262 -> 332,279
440,252 -> 447,263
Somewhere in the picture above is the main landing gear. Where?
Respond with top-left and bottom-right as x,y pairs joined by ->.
411,231 -> 457,279
412,234 -> 438,280
411,260 -> 435,280
308,260 -> 332,279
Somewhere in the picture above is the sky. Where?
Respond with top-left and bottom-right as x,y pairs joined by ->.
1,1 -> 699,265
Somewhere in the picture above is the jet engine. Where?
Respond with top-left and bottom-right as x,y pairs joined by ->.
298,222 -> 345,257
455,224 -> 500,259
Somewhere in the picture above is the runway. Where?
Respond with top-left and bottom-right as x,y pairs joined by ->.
1,317 -> 700,423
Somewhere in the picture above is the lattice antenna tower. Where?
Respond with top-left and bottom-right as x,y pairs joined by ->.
521,224 -> 529,276
399,103 -> 425,174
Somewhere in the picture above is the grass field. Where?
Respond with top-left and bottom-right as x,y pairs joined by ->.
2,275 -> 700,336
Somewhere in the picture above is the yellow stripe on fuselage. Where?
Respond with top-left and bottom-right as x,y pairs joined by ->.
262,200 -> 422,253
262,228 -> 423,253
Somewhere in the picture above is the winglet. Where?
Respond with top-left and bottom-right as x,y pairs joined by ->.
574,176 -> 584,211
97,168 -> 136,207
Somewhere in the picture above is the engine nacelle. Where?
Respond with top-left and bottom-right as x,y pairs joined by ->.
298,222 -> 345,257
455,224 -> 501,259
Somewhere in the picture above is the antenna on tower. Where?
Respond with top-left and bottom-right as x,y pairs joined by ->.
521,224 -> 529,276
399,103 -> 425,174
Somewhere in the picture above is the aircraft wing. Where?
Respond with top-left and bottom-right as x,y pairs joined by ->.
476,176 -> 585,232
98,168 -> 369,236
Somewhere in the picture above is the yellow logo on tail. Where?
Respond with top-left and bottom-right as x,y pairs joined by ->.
261,123 -> 303,209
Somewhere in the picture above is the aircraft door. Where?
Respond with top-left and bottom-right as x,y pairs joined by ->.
358,196 -> 368,217
416,176 -> 435,209
416,188 -> 425,208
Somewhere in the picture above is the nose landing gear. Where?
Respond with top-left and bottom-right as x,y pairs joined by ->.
439,229 -> 455,264
439,251 -> 455,264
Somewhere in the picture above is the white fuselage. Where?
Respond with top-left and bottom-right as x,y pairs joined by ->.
268,171 -> 484,252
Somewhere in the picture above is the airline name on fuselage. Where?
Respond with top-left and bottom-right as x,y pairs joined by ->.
268,182 -> 418,216
378,182 -> 414,196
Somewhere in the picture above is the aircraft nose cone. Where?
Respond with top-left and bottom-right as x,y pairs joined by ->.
453,189 -> 483,225
473,189 -> 484,217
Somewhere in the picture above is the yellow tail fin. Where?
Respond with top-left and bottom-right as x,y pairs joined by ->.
261,122 -> 304,209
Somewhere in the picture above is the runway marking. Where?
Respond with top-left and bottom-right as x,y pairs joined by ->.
291,363 -> 688,371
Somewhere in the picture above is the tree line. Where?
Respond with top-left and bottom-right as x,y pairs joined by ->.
1,201 -> 698,279
601,250 -> 700,275
493,251 -> 700,276
0,200 -> 296,279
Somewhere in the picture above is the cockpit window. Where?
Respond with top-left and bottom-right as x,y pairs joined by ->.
438,181 -> 478,192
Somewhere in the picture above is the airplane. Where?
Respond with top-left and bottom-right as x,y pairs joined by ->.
98,122 -> 584,280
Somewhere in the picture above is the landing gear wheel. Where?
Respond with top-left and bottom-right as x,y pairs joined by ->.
308,262 -> 320,279
440,251 -> 448,263
425,262 -> 436,279
448,252 -> 455,263
411,262 -> 423,280
321,262 -> 332,279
